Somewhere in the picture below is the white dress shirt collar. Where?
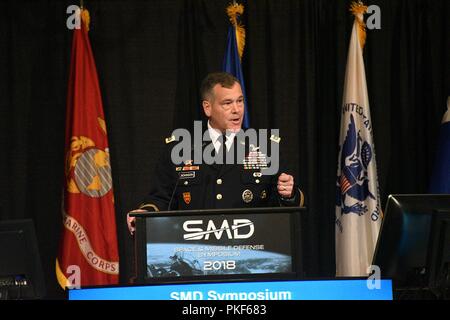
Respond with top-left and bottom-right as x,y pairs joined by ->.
207,121 -> 236,152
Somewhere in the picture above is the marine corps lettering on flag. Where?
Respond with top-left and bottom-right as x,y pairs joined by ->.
56,7 -> 119,288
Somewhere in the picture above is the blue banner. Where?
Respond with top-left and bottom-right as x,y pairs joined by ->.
69,279 -> 393,300
223,25 -> 249,128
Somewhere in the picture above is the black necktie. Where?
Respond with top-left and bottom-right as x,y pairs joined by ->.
217,134 -> 226,165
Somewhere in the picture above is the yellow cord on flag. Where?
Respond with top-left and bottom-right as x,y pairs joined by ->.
226,2 -> 246,61
56,258 -> 69,290
350,1 -> 368,50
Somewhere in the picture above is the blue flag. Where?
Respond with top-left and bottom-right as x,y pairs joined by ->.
429,97 -> 450,194
223,3 -> 249,129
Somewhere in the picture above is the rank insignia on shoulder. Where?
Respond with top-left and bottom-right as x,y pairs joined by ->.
165,135 -> 176,144
270,135 -> 281,143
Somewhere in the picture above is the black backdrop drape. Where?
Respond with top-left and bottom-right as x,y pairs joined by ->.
0,0 -> 448,299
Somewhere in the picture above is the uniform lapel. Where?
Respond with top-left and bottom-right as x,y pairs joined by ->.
218,135 -> 244,177
202,130 -> 222,172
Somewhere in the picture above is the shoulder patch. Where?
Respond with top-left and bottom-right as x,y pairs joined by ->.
165,135 -> 177,144
270,135 -> 281,144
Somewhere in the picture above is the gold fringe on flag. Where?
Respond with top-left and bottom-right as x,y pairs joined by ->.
81,8 -> 90,32
350,1 -> 368,50
226,2 -> 246,60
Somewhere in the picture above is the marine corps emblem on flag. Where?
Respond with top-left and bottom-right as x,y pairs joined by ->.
66,135 -> 113,197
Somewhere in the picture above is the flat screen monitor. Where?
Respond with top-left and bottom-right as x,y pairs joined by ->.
427,209 -> 450,295
0,219 -> 46,299
372,194 -> 450,290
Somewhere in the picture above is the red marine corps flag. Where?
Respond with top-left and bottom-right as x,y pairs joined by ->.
56,8 -> 119,288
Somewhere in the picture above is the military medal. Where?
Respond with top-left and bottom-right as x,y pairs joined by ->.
176,165 -> 199,171
243,149 -> 268,170
242,189 -> 253,203
260,190 -> 267,199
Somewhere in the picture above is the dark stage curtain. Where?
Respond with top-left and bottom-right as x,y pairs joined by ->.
0,0 -> 448,298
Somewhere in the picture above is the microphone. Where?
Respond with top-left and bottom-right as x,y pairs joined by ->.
167,141 -> 206,211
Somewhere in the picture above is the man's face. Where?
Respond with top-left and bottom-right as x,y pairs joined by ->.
202,82 -> 244,133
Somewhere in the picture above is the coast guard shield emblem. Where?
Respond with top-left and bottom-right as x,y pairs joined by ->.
336,114 -> 376,217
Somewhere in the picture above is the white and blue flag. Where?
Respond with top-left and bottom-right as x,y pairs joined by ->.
335,3 -> 382,277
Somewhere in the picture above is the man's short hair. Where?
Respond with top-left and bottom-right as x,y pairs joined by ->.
200,72 -> 241,101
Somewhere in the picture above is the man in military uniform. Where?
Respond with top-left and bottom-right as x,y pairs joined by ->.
127,72 -> 304,234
